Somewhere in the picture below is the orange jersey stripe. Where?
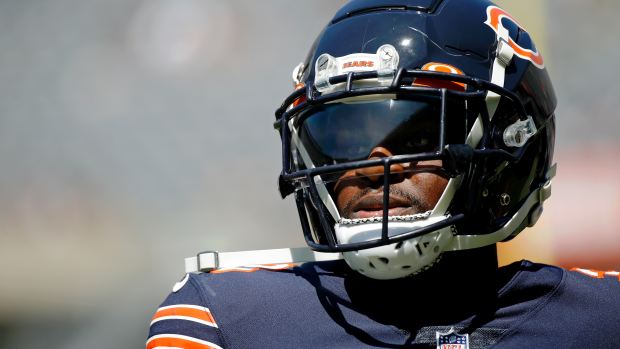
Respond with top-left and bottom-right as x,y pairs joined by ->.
571,268 -> 620,281
152,305 -> 217,327
146,334 -> 223,349
211,267 -> 259,274
210,263 -> 295,274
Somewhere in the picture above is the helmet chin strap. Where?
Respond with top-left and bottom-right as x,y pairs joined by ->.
461,28 -> 516,158
486,26 -> 516,120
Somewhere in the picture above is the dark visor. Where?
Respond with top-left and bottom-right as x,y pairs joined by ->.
296,97 -> 467,167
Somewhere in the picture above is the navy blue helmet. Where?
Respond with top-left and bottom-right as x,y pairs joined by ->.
275,0 -> 556,279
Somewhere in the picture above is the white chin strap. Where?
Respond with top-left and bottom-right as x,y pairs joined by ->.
334,213 -> 455,280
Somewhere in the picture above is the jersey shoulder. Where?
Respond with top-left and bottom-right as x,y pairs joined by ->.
528,263 -> 620,329
488,262 -> 620,348
146,261 -> 347,349
516,262 -> 620,310
508,261 -> 620,300
146,273 -> 226,349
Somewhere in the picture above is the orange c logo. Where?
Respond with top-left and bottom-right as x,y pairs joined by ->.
484,5 -> 544,69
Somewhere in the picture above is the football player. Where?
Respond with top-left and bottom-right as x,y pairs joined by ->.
147,1 -> 620,348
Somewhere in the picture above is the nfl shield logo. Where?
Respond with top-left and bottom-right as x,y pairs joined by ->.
436,327 -> 469,349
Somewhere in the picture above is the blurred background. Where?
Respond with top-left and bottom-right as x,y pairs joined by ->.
0,0 -> 618,347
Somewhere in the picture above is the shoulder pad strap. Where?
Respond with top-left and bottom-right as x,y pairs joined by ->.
185,247 -> 342,273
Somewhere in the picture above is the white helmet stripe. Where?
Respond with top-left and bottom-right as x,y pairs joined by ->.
289,118 -> 341,222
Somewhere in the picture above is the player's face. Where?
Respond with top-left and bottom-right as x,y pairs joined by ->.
334,146 -> 448,219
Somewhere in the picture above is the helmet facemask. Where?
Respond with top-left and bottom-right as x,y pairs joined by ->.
279,68 -> 479,276
275,63 -> 552,280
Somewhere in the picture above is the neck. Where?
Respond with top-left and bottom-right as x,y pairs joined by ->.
344,245 -> 501,329
427,244 -> 499,283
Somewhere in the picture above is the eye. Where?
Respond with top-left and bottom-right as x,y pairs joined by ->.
402,134 -> 431,152
411,137 -> 429,147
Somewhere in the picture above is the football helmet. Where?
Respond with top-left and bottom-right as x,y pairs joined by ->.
275,0 -> 556,280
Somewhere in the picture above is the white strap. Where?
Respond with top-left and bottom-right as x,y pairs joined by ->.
289,119 -> 342,222
465,37 -> 516,155
486,38 -> 515,119
185,247 -> 342,273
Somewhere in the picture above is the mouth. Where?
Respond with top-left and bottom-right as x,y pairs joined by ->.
350,194 -> 416,219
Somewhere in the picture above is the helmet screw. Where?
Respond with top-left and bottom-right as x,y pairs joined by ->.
482,188 -> 489,197
500,193 -> 511,206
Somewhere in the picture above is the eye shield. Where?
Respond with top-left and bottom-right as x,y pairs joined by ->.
293,96 -> 469,169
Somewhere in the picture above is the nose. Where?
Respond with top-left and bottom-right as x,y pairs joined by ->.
355,147 -> 406,183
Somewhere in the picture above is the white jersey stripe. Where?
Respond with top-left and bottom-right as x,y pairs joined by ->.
574,268 -> 602,278
157,304 -> 210,312
150,315 -> 217,328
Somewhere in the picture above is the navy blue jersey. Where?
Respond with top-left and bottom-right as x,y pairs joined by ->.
147,260 -> 620,348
